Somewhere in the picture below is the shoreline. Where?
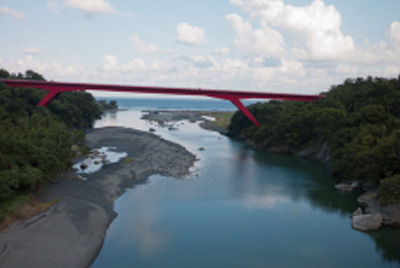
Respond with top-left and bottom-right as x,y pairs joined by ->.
0,127 -> 196,268
141,110 -> 232,133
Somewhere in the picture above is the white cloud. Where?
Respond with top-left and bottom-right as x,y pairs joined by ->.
121,59 -> 146,72
221,58 -> 248,70
0,7 -> 26,19
8,56 -> 82,80
65,0 -> 116,14
244,194 -> 289,209
335,64 -> 359,75
132,35 -> 160,54
176,22 -> 206,45
230,0 -> 355,60
226,13 -> 285,57
101,54 -> 119,71
178,55 -> 217,68
101,54 -> 147,73
194,57 -> 215,68
221,0 -> 400,93
384,65 -> 400,77
389,21 -> 400,48
23,47 -> 41,55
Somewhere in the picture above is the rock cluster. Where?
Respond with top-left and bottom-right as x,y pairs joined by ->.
351,207 -> 383,231
334,181 -> 361,193
351,192 -> 400,231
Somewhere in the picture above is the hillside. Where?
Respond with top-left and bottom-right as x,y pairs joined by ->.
227,76 -> 400,205
0,69 -> 102,222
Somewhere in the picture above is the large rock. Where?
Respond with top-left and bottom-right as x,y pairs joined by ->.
352,207 -> 363,217
357,191 -> 400,226
366,203 -> 400,226
352,213 -> 383,231
296,140 -> 330,163
335,181 -> 360,192
357,192 -> 377,204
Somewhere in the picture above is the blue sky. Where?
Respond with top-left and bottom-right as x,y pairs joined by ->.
1,0 -> 400,96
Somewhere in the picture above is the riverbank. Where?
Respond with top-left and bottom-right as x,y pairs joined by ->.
142,110 -> 232,133
0,127 -> 196,268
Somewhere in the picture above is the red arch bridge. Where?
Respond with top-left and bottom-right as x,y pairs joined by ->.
1,79 -> 324,126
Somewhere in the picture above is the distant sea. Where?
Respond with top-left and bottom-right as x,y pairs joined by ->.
95,97 -> 261,111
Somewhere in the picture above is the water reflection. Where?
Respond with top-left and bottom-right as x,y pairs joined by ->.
250,151 -> 359,215
131,205 -> 170,256
251,148 -> 400,264
101,111 -> 117,125
73,146 -> 127,174
243,192 -> 290,209
371,227 -> 400,262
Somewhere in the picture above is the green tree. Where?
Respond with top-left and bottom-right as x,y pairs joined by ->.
227,75 -> 400,204
0,69 -> 102,207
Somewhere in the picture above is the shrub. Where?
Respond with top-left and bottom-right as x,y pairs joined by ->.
378,175 -> 400,205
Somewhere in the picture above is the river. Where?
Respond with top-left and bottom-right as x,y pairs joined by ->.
90,98 -> 400,268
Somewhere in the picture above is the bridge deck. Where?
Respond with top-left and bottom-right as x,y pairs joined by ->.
1,79 -> 324,126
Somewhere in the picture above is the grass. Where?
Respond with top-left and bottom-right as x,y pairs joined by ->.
123,157 -> 135,164
203,111 -> 234,129
0,194 -> 59,230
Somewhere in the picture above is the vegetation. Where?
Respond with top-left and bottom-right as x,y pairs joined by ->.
123,157 -> 135,164
227,76 -> 400,205
0,69 -> 102,222
97,99 -> 118,111
203,111 -> 234,129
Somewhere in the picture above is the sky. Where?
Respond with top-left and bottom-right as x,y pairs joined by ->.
1,0 -> 400,97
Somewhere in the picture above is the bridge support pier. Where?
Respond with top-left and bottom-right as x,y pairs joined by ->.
230,98 -> 260,126
38,90 -> 61,106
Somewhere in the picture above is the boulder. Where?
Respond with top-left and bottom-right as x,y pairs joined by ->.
356,191 -> 400,227
365,202 -> 400,227
352,213 -> 383,231
357,192 -> 377,204
80,162 -> 88,170
335,181 -> 360,192
76,175 -> 86,181
351,207 -> 363,218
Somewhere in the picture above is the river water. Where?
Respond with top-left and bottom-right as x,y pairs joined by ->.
91,98 -> 400,268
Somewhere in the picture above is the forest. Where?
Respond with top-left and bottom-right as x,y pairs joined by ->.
227,76 -> 400,205
0,69 -> 102,222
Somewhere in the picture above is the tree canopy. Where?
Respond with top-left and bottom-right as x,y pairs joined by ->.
227,76 -> 400,205
0,69 -> 102,218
